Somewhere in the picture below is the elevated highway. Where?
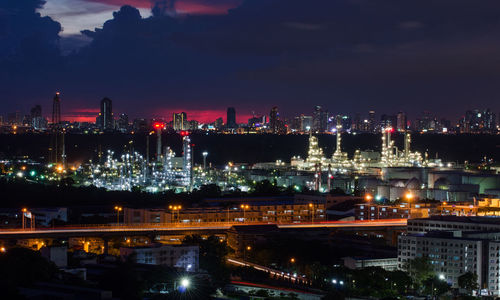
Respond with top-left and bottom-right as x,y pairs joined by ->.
0,219 -> 407,239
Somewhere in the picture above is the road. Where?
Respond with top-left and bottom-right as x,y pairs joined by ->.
0,219 -> 407,239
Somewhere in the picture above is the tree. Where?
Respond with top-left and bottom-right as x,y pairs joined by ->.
422,276 -> 450,297
458,272 -> 479,295
404,256 -> 434,288
197,184 -> 221,198
0,247 -> 59,287
183,235 -> 230,286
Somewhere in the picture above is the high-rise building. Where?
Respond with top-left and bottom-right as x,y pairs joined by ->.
173,112 -> 187,131
380,114 -> 397,130
368,110 -> 376,132
312,106 -> 328,133
248,115 -> 265,128
269,106 -> 279,133
7,111 -> 21,125
459,109 -> 496,133
214,117 -> 224,130
132,118 -> 148,132
117,113 -> 129,132
49,92 -> 64,165
98,97 -> 113,130
226,107 -> 237,129
30,105 -> 45,130
396,111 -> 407,132
52,92 -> 61,125
188,120 -> 199,131
352,113 -> 361,131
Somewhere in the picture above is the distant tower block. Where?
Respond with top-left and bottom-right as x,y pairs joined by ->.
50,92 -> 63,164
52,92 -> 61,125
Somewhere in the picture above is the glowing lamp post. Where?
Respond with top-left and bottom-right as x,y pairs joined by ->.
169,205 -> 182,223
240,204 -> 249,223
114,206 -> 122,226
22,208 -> 27,230
365,194 -> 373,202
309,203 -> 315,224
405,192 -> 414,218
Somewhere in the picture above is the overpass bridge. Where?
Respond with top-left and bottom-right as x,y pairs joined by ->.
0,219 -> 406,240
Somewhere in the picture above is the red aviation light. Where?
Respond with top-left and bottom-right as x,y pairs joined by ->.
153,122 -> 165,129
180,131 -> 189,137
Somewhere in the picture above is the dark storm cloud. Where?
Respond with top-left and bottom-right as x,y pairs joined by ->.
0,0 -> 61,60
2,0 -> 500,121
0,0 -> 62,114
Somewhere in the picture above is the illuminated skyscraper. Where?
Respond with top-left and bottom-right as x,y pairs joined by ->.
30,104 -> 45,129
173,112 -> 187,130
368,110 -> 375,132
99,97 -> 113,130
226,107 -> 237,129
269,106 -> 279,133
312,106 -> 328,133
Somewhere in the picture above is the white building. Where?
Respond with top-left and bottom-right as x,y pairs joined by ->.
40,246 -> 68,268
407,216 -> 500,235
399,216 -> 500,295
120,243 -> 199,272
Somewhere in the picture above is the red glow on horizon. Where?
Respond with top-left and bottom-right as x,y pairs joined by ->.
159,109 -> 255,124
60,108 -> 258,124
87,0 -> 241,15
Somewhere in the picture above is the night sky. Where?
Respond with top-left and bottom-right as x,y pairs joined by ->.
2,0 -> 500,123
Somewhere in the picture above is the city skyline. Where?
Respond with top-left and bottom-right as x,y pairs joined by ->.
2,92 -> 499,128
3,0 -> 500,122
3,1 -> 500,299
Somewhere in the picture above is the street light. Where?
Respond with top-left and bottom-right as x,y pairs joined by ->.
114,206 -> 122,226
169,205 -> 182,223
290,258 -> 296,263
240,204 -> 249,222
309,203 -> 315,224
405,192 -> 414,210
22,208 -> 27,230
365,194 -> 373,202
180,278 -> 190,289
244,245 -> 252,260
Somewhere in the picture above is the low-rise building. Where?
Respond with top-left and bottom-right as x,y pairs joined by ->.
40,246 -> 67,268
355,202 -> 431,220
120,243 -> 199,272
124,200 -> 325,225
342,256 -> 398,271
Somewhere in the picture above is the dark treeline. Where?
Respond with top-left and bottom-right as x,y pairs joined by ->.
0,133 -> 499,165
0,178 -> 300,211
